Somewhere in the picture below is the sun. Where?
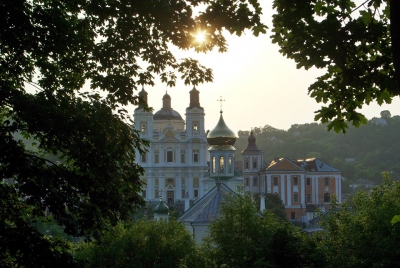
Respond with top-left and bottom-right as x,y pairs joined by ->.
194,30 -> 206,44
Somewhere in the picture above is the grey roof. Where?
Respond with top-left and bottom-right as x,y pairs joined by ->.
296,158 -> 341,172
178,182 -> 235,223
153,108 -> 183,120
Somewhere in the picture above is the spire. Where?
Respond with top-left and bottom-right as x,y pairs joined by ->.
162,91 -> 171,109
136,86 -> 148,110
187,86 -> 203,109
242,131 -> 261,152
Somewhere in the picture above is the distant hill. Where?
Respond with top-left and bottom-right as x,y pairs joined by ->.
235,114 -> 400,187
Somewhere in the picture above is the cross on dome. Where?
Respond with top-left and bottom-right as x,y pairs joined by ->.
217,96 -> 225,113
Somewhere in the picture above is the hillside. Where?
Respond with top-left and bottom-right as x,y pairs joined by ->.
235,112 -> 400,187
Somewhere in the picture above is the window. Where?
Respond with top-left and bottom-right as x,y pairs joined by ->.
324,193 -> 331,203
155,189 -> 159,198
306,193 -> 311,203
181,153 -> 185,163
306,178 -> 311,186
141,123 -> 146,133
141,153 -> 146,163
193,178 -> 199,187
293,176 -> 298,185
142,190 -> 146,198
193,152 -> 199,163
273,177 -> 278,186
293,193 -> 299,202
167,150 -> 173,162
253,158 -> 257,169
245,177 -> 250,186
325,178 -> 330,186
193,123 -> 198,131
228,156 -> 232,172
219,156 -> 224,172
253,177 -> 258,186
212,156 -> 216,173
154,153 -> 159,163
245,158 -> 249,169
166,178 -> 174,185
182,189 -> 186,198
291,212 -> 296,220
194,189 -> 198,198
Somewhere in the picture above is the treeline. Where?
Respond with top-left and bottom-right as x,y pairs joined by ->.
235,112 -> 400,186
73,177 -> 400,268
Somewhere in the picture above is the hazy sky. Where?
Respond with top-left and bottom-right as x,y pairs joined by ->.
133,1 -> 400,135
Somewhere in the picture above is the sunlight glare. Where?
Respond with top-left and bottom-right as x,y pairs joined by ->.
194,30 -> 206,44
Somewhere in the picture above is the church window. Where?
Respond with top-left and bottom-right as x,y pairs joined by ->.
212,156 -> 216,173
193,123 -> 198,131
155,189 -> 159,198
273,177 -> 278,186
253,158 -> 257,169
166,150 -> 174,162
141,153 -> 146,163
194,189 -> 198,198
245,158 -> 249,169
293,193 -> 299,202
182,178 -> 185,186
291,212 -> 296,220
193,150 -> 199,163
166,178 -> 174,184
245,177 -> 250,186
293,176 -> 298,185
193,178 -> 199,187
253,177 -> 258,186
324,193 -> 331,203
306,193 -> 311,203
228,156 -> 232,172
155,153 -> 159,163
155,178 -> 159,186
325,178 -> 330,186
219,156 -> 224,172
141,123 -> 146,133
181,153 -> 185,163
307,178 -> 311,185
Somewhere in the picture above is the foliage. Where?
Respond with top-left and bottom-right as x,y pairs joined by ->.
200,188 -> 321,268
1,0 -> 266,266
315,173 -> 400,267
271,0 -> 398,133
74,220 -> 203,268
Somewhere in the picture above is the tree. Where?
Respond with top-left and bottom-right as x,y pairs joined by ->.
74,220 -> 203,268
1,1 -> 266,266
200,189 -> 321,268
315,173 -> 400,267
272,0 -> 399,132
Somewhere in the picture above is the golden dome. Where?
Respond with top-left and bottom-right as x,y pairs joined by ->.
207,112 -> 236,146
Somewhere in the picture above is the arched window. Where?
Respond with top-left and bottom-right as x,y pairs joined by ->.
181,153 -> 185,163
154,153 -> 159,163
228,156 -> 232,172
141,123 -> 146,133
193,123 -> 198,131
212,156 -> 216,173
219,156 -> 224,172
324,193 -> 331,203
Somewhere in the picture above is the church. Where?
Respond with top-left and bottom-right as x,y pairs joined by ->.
133,88 -> 342,230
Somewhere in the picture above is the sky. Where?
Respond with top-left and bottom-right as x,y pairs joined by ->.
130,1 -> 400,135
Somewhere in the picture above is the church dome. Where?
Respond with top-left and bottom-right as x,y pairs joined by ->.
153,92 -> 183,120
154,197 -> 169,214
153,109 -> 183,120
207,112 -> 236,146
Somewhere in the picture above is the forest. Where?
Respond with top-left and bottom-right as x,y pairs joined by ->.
235,111 -> 400,192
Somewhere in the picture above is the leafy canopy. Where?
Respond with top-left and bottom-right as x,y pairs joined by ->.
271,0 -> 397,133
1,0 -> 266,266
